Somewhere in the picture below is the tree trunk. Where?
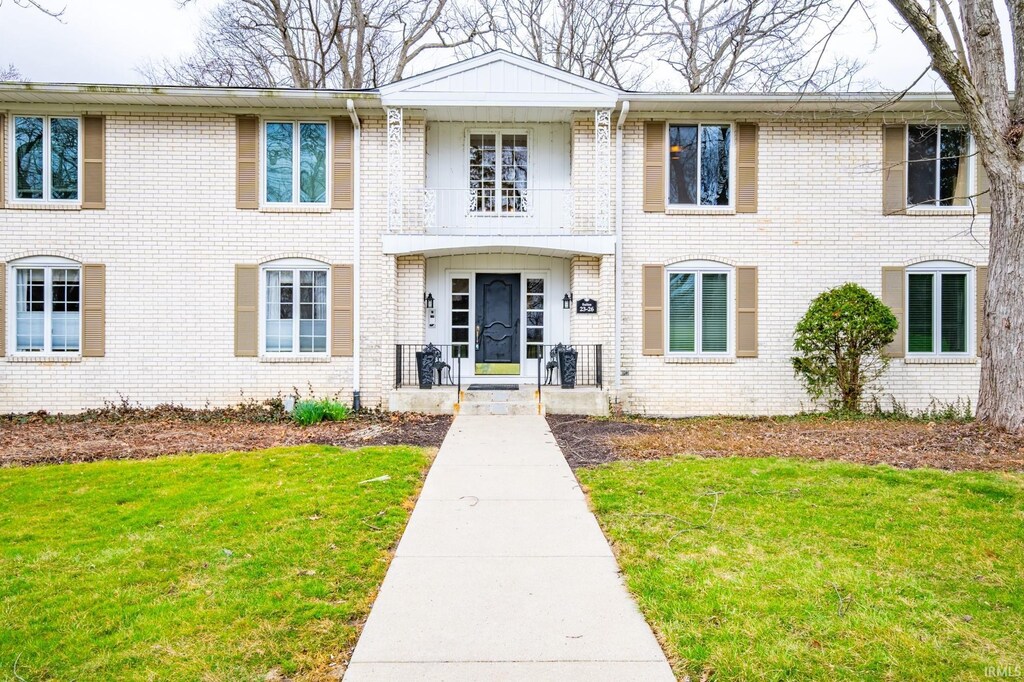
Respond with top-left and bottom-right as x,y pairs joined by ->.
977,160 -> 1024,432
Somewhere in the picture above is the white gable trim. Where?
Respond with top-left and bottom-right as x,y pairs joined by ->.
380,50 -> 620,108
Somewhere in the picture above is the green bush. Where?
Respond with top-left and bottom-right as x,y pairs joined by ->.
792,283 -> 898,413
291,398 -> 351,426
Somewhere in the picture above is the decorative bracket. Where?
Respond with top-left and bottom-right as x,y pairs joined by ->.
595,109 -> 612,233
386,108 -> 404,232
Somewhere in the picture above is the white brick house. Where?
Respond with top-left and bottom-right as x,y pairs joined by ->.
0,51 -> 990,416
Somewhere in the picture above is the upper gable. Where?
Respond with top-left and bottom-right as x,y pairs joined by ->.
379,51 -> 620,109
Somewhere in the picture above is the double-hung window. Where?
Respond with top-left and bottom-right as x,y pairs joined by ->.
9,259 -> 81,354
906,262 -> 972,357
264,121 -> 329,205
666,262 -> 732,356
907,124 -> 972,208
263,263 -> 329,355
11,116 -> 80,202
469,132 -> 528,213
668,124 -> 731,206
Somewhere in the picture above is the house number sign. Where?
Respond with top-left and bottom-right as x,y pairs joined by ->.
576,299 -> 598,314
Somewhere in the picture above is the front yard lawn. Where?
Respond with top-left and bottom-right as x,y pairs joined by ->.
0,445 -> 429,681
580,456 -> 1024,681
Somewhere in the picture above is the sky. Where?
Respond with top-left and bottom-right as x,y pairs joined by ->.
0,0 -> 1008,93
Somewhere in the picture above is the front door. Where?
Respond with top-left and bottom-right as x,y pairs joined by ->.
475,273 -> 521,374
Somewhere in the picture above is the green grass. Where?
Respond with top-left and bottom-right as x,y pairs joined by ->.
579,456 -> 1024,681
0,445 -> 429,681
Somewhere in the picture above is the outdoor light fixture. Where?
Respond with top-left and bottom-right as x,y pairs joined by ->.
563,293 -> 572,310
424,293 -> 435,309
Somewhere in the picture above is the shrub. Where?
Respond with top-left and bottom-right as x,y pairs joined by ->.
792,283 -> 898,413
290,398 -> 351,426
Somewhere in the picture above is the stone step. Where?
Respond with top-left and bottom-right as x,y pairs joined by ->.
456,400 -> 544,416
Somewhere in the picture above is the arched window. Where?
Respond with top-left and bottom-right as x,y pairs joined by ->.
905,260 -> 974,356
260,258 -> 330,356
8,255 -> 82,354
665,260 -> 734,357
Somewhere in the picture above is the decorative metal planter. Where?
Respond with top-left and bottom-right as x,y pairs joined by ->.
415,351 -> 435,389
558,346 -> 579,389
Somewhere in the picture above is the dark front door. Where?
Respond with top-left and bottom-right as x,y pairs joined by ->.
476,273 -> 521,365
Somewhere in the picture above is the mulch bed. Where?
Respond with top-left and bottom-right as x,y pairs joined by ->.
547,414 -> 1024,472
1,407 -> 452,467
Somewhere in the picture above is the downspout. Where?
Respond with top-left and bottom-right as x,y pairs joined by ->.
614,101 -> 629,395
347,99 -> 362,411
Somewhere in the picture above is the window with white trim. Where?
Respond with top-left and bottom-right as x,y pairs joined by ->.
906,261 -> 973,356
526,278 -> 545,359
11,115 -> 81,202
468,132 -> 528,213
907,124 -> 972,208
264,121 -> 329,205
450,277 -> 470,359
666,261 -> 733,356
668,124 -> 731,206
8,257 -> 81,354
262,261 -> 329,355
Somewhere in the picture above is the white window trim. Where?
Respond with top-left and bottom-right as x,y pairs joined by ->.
665,122 -> 736,209
465,129 -> 531,216
7,115 -> 83,206
6,256 -> 82,357
905,260 -> 974,358
258,259 -> 331,358
260,119 -> 332,207
665,260 -> 735,358
904,123 -> 976,211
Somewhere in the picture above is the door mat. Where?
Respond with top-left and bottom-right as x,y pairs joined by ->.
467,384 -> 520,391
474,363 -> 521,375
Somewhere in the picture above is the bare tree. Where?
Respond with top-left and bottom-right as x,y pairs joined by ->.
0,63 -> 24,80
883,0 -> 1024,432
150,0 -> 489,88
655,0 -> 863,92
0,0 -> 64,18
475,0 -> 661,88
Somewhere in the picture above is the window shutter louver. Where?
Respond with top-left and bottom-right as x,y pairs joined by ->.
642,264 -> 664,355
331,264 -> 354,357
883,125 -> 907,215
82,116 -> 106,209
81,263 -> 105,357
976,265 -> 988,356
643,122 -> 666,213
881,266 -> 906,358
735,124 -> 759,213
332,117 -> 354,210
735,266 -> 758,357
976,161 -> 991,214
236,116 -> 259,209
234,264 -> 258,356
0,114 -> 5,209
0,263 -> 5,357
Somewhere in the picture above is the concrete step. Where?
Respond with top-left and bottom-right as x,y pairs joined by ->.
456,400 -> 544,416
460,389 -> 534,404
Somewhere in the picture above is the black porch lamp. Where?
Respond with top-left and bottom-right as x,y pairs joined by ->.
424,293 -> 434,309
562,292 -> 572,310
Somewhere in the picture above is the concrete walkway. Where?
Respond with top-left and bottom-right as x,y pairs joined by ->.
344,415 -> 674,681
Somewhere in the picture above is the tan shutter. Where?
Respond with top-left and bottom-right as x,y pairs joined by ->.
0,114 -> 5,209
0,263 -> 5,357
236,116 -> 259,209
332,264 -> 354,357
976,265 -> 988,356
81,263 -> 106,357
332,117 -> 354,210
735,123 -> 759,213
642,264 -> 664,355
881,266 -> 905,358
234,264 -> 259,356
976,160 -> 991,214
735,266 -> 758,357
81,116 -> 106,209
882,125 -> 907,215
643,122 -> 666,213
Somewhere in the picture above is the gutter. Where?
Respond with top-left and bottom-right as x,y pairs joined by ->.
347,99 -> 362,411
614,101 -> 629,395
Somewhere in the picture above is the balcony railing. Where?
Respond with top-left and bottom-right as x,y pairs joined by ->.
389,187 -> 610,234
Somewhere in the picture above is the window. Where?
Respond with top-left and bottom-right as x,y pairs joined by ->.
907,124 -> 971,207
264,121 -> 328,205
666,262 -> 732,356
668,124 -> 731,206
906,262 -> 972,356
11,116 -> 80,202
526,278 -> 545,359
263,263 -> 328,355
469,132 -> 528,213
8,259 -> 81,354
450,277 -> 470,359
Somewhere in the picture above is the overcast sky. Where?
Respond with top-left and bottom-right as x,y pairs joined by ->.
0,0 -> 1005,92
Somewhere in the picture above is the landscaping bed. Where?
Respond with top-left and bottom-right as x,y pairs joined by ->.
548,414 -> 1024,472
0,403 -> 452,467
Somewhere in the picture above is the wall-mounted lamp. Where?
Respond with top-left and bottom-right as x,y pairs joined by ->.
424,292 -> 434,309
563,292 -> 573,310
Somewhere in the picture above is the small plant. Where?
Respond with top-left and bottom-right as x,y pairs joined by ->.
792,283 -> 899,413
290,398 -> 351,426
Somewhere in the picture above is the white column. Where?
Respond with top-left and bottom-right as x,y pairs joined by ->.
595,109 -> 612,233
386,107 -> 404,233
